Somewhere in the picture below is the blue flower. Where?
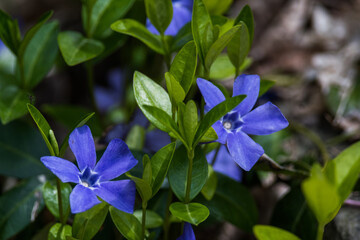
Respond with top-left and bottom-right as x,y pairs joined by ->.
197,74 -> 289,171
177,222 -> 195,240
41,125 -> 138,213
146,0 -> 193,36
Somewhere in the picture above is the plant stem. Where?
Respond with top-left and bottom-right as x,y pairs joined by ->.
56,178 -> 65,224
141,202 -> 147,240
163,190 -> 173,240
185,149 -> 195,203
316,224 -> 324,240
160,34 -> 171,70
210,145 -> 221,166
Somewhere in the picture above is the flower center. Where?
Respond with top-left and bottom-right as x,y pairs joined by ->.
79,167 -> 100,188
223,121 -> 232,130
81,181 -> 89,187
221,111 -> 243,132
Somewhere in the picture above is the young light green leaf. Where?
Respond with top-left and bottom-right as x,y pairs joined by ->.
165,72 -> 186,104
182,100 -> 198,146
111,19 -> 164,54
142,154 -> 152,184
110,206 -> 142,240
253,225 -> 301,240
58,31 -> 104,66
209,54 -> 252,80
169,202 -> 209,226
134,210 -> 164,228
150,142 -> 176,196
126,173 -> 152,202
170,41 -> 197,94
302,164 -> 341,225
72,202 -> 108,240
168,145 -> 208,201
48,223 -> 72,240
234,5 -> 254,45
201,164 -> 217,201
0,9 -> 21,54
27,103 -> 55,156
144,0 -> 173,35
199,127 -> 217,142
43,181 -> 72,220
259,79 -> 275,97
126,125 -> 146,151
203,0 -> 233,15
227,22 -> 250,73
49,130 -> 59,156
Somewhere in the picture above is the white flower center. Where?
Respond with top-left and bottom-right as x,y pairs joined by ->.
223,121 -> 232,130
81,181 -> 89,187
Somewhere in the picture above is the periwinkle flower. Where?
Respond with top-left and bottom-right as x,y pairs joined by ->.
197,74 -> 289,171
177,222 -> 195,240
146,0 -> 193,36
41,125 -> 138,213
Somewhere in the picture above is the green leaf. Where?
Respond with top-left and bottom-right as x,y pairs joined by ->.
198,173 -> 258,232
109,206 -> 142,240
133,210 -> 164,228
133,71 -> 172,132
227,22 -> 250,72
49,130 -> 59,156
199,127 -> 217,142
204,26 -> 240,72
201,165 -> 217,201
182,100 -> 198,146
150,142 -> 176,196
27,103 -> 55,156
234,5 -> 254,45
20,21 -> 59,89
0,121 -> 48,178
168,145 -> 208,201
58,31 -> 104,66
169,202 -> 209,226
0,9 -> 21,54
127,173 -> 152,202
169,41 -> 197,94
0,178 -> 44,239
48,223 -> 72,240
43,181 -> 72,220
126,125 -> 146,151
203,0 -> 233,15
253,225 -> 301,240
170,22 -> 193,52
144,0 -> 173,35
111,19 -> 164,54
193,94 -> 245,146
324,141 -> 360,203
302,164 -> 341,225
83,0 -> 135,38
209,54 -> 252,80
165,72 -> 186,104
192,0 -> 215,67
142,154 -> 152,183
72,202 -> 108,240
259,79 -> 275,97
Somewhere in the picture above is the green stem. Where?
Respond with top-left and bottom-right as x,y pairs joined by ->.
141,202 -> 147,240
185,149 -> 194,203
163,190 -> 173,240
56,178 -> 65,224
316,224 -> 324,240
235,67 -> 240,79
160,34 -> 171,70
210,144 -> 221,166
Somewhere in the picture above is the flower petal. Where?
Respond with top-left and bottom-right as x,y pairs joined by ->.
41,156 -> 79,183
69,125 -> 96,171
70,184 -> 101,213
233,74 -> 260,115
227,131 -> 264,171
242,102 -> 289,135
197,78 -> 225,111
177,222 -> 195,240
94,139 -> 138,181
94,180 -> 136,214
212,121 -> 228,144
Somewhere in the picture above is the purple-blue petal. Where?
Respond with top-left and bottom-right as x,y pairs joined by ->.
94,139 -> 138,181
70,184 -> 101,213
174,0 -> 193,9
197,78 -> 225,110
212,121 -> 228,144
227,131 -> 264,171
41,156 -> 80,183
94,87 -> 119,112
94,180 -> 136,213
206,145 -> 242,182
233,74 -> 260,116
177,222 -> 195,240
69,125 -> 97,171
242,102 -> 289,135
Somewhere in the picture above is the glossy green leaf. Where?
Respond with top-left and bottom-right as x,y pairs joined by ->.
204,26 -> 240,72
192,0 -> 215,66
199,127 -> 217,142
302,164 -> 341,225
72,202 -> 108,240
324,141 -> 360,203
27,103 -> 55,156
170,22 -> 193,52
134,210 -> 164,228
111,19 -> 164,54
201,165 -> 217,201
227,22 -> 250,72
169,41 -> 197,94
169,202 -> 209,226
20,21 -> 59,89
83,0 -> 135,38
48,223 -> 72,240
193,94 -> 245,146
144,0 -> 173,35
127,173 -> 152,202
126,125 -> 146,151
49,130 -> 59,156
168,145 -> 208,201
182,100 -> 198,146
0,178 -> 44,239
203,0 -> 233,15
150,142 -> 176,196
133,71 -> 172,131
110,206 -> 142,240
142,154 -> 152,184
43,181 -> 72,220
259,79 -> 275,97
234,5 -> 254,45
254,225 -> 301,240
0,9 -> 21,54
165,72 -> 185,104
209,54 -> 252,80
58,31 -> 104,66
198,173 -> 258,232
